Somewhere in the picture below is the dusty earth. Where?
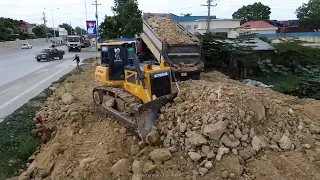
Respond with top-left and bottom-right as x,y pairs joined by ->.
15,61 -> 320,180
146,16 -> 199,45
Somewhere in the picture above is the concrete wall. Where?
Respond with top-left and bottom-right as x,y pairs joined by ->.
179,21 -> 199,35
0,38 -> 53,49
197,19 -> 241,38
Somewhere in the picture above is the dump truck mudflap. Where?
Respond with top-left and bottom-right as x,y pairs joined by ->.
135,94 -> 176,140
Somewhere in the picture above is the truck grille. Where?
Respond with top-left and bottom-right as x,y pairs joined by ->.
150,71 -> 171,98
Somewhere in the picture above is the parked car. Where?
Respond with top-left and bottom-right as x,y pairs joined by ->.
21,43 -> 32,49
35,48 -> 65,62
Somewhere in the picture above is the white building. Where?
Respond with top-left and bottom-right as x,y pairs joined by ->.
196,19 -> 241,38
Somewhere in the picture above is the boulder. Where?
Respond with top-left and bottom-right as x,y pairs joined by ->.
186,132 -> 207,146
111,158 -> 130,176
149,148 -> 172,162
61,93 -> 74,105
188,152 -> 202,161
202,121 -> 226,140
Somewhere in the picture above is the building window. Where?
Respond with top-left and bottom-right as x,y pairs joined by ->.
215,32 -> 228,38
194,25 -> 198,29
186,25 -> 191,29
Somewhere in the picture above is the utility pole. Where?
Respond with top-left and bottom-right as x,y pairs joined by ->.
92,0 -> 101,36
42,12 -> 48,42
85,0 -> 88,21
44,8 -> 59,37
201,0 -> 217,33
70,22 -> 72,35
92,0 -> 101,49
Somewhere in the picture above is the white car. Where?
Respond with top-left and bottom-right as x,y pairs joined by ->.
21,43 -> 32,49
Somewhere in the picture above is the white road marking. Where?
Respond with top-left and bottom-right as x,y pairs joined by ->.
0,67 -> 68,110
0,85 -> 19,96
34,68 -> 50,75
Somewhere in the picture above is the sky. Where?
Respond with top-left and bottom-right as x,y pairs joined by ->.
0,0 -> 308,29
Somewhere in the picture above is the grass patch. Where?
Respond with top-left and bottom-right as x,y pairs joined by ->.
256,74 -> 301,94
0,58 -> 90,179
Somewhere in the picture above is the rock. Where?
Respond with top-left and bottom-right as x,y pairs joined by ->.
251,136 -> 262,152
309,124 -> 320,134
239,150 -> 251,160
168,146 -> 177,152
201,145 -> 210,155
221,134 -> 240,148
249,128 -> 255,138
229,173 -> 237,179
146,130 -> 160,145
149,148 -> 172,162
207,150 -> 215,159
39,169 -> 50,178
132,175 -> 143,180
79,129 -> 85,134
79,157 -> 96,168
241,134 -> 249,142
279,135 -> 292,150
119,128 -> 127,134
111,158 -> 130,176
288,108 -> 294,115
239,109 -> 246,119
188,152 -> 202,161
186,132 -> 207,146
202,121 -> 226,140
130,145 -> 140,156
302,144 -> 311,149
143,161 -> 156,174
132,160 -> 144,174
26,161 -> 36,175
180,123 -> 187,133
70,111 -> 78,116
61,93 -> 74,105
221,170 -> 229,178
270,145 -> 281,152
18,171 -> 30,180
234,128 -> 243,139
204,161 -> 213,169
221,155 -> 243,176
28,155 -> 36,162
216,147 -> 229,161
198,168 -> 209,176
232,149 -> 238,155
174,97 -> 183,103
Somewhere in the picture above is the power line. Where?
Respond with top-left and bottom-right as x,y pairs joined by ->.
201,0 -> 217,33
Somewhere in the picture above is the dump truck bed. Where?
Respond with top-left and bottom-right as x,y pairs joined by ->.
141,16 -> 204,80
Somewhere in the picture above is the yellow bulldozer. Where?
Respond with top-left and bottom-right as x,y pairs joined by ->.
92,40 -> 179,140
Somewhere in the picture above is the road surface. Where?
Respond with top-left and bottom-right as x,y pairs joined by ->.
0,44 -> 99,121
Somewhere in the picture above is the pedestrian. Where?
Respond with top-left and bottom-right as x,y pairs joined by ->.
73,54 -> 81,70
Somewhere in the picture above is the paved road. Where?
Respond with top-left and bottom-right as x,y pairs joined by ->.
0,44 -> 99,120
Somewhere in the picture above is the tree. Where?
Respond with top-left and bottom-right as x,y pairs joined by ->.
0,17 -> 23,41
296,0 -> 320,31
232,2 -> 271,24
99,16 -> 120,39
74,26 -> 86,36
32,25 -> 46,38
112,0 -> 142,37
58,23 -> 74,35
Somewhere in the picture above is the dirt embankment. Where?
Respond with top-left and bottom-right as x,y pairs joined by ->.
15,61 -> 320,180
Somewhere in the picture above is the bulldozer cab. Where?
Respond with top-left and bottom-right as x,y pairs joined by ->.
100,41 -> 137,81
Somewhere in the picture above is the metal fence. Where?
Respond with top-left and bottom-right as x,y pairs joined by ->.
0,38 -> 55,49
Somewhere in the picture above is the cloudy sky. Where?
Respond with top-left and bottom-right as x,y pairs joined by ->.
0,0 -> 307,29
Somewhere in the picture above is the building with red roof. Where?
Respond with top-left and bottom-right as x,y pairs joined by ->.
240,20 -> 278,34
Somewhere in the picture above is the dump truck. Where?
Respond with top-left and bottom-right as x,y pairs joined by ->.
140,14 -> 204,81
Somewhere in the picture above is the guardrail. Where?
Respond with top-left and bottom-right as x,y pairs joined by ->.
0,38 -> 60,50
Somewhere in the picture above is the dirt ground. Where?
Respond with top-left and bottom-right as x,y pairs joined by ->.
15,61 -> 320,180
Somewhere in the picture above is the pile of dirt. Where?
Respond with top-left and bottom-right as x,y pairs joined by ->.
153,79 -> 320,178
146,17 -> 199,45
15,62 -> 320,180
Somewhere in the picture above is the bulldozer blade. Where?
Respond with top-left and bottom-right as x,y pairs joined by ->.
134,94 -> 177,140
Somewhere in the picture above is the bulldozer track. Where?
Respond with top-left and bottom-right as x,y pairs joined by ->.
92,86 -> 143,124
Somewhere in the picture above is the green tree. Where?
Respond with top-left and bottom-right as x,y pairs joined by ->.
0,17 -> 23,41
112,0 -> 142,37
99,16 -> 120,39
58,23 -> 74,35
232,2 -> 271,24
32,25 -> 46,38
74,26 -> 86,36
296,0 -> 320,31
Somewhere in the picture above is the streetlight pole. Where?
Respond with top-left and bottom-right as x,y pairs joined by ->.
44,8 -> 59,37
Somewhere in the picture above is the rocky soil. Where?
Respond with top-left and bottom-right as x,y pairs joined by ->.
146,17 -> 199,45
14,61 -> 320,180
